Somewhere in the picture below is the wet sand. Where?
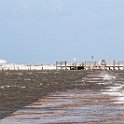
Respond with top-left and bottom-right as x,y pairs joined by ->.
1,89 -> 124,124
0,70 -> 124,123
0,70 -> 87,119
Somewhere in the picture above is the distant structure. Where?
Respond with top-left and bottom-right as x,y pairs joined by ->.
56,61 -> 67,70
56,60 -> 124,71
0,59 -> 7,65
0,58 -> 124,71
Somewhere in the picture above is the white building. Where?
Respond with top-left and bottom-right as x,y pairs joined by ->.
0,59 -> 7,65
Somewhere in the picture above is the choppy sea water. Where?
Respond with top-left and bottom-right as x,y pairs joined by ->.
1,71 -> 124,124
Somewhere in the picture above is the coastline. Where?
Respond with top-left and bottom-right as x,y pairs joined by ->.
0,70 -> 124,120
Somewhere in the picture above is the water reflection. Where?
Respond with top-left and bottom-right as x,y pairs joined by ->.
1,71 -> 124,124
0,89 -> 124,124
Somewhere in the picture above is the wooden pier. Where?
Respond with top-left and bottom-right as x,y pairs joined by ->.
56,60 -> 124,70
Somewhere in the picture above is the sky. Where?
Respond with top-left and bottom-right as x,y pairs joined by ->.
0,0 -> 124,64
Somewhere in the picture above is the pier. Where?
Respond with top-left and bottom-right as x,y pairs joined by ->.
56,60 -> 124,70
0,59 -> 124,71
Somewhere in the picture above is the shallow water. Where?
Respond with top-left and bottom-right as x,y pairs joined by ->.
1,71 -> 124,124
0,89 -> 124,124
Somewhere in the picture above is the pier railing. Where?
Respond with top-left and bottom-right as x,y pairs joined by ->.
56,60 -> 124,70
0,60 -> 124,71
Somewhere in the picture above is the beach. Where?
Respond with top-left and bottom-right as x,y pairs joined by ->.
0,70 -> 124,123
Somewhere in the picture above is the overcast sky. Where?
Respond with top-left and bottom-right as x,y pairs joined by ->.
0,0 -> 124,64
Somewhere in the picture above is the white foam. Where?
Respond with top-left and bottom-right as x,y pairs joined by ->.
102,83 -> 124,104
103,74 -> 116,80
99,72 -> 124,104
0,85 -> 11,89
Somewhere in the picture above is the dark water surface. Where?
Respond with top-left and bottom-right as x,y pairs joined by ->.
0,89 -> 124,124
0,70 -> 124,124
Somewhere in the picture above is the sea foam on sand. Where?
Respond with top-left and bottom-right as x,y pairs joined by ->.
101,73 -> 124,104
